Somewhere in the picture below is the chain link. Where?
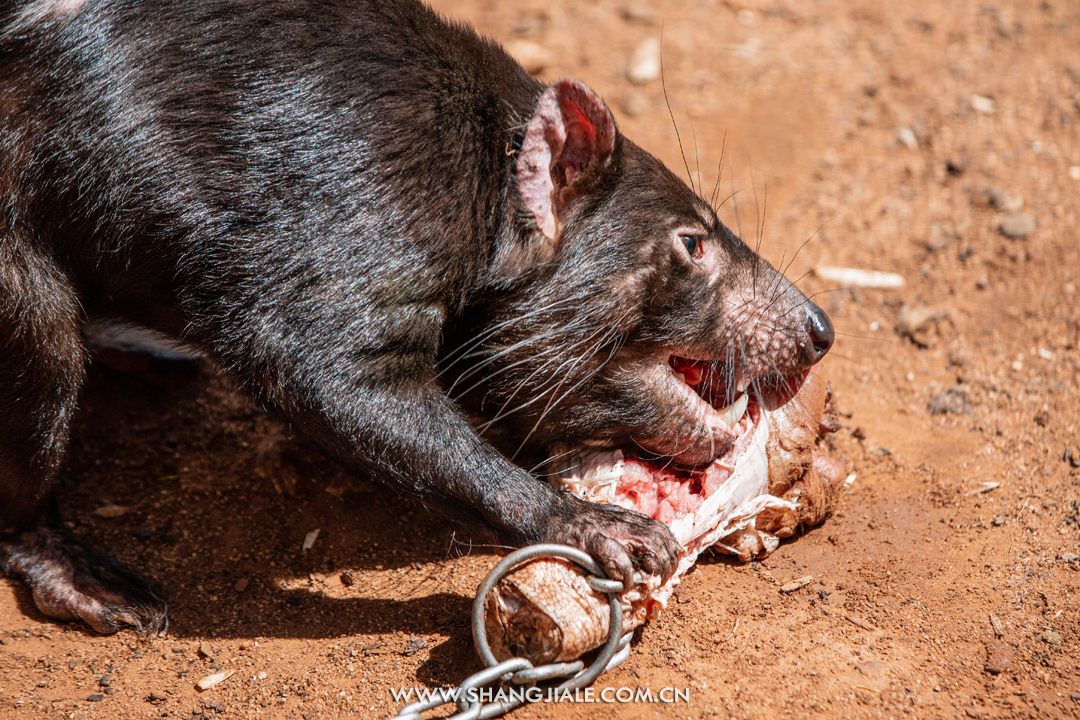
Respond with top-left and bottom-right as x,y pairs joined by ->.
390,544 -> 637,720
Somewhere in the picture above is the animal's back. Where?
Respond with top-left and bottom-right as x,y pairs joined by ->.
1,0 -> 537,332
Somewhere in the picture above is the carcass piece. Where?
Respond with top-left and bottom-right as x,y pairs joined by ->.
483,366 -> 844,664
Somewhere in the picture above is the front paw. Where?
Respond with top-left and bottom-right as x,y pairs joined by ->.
543,494 -> 681,586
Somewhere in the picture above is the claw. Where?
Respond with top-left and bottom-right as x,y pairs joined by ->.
3,527 -> 168,635
541,494 -> 681,588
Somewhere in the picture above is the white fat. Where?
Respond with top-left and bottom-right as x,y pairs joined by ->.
552,412 -> 781,546
3,0 -> 85,36
679,416 -> 773,545
550,409 -> 797,612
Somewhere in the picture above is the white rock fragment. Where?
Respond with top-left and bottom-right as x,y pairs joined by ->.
965,481 -> 1000,496
999,214 -> 1035,239
971,94 -> 995,114
896,305 -> 947,340
1069,166 -> 1080,181
302,528 -> 320,552
814,267 -> 906,288
196,670 -> 234,691
897,127 -> 918,149
780,576 -> 813,593
627,37 -> 661,85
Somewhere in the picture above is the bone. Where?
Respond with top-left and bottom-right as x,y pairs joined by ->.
484,367 -> 845,663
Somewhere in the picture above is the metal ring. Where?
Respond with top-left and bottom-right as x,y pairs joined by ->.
455,658 -> 532,713
396,688 -> 461,718
471,544 -> 627,692
512,661 -> 584,685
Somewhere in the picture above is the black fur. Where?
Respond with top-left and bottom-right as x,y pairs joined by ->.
1,0 -> 830,633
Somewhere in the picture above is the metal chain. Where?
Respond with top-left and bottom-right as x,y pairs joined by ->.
391,544 -> 637,720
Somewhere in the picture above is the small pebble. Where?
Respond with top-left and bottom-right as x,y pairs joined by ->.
973,185 -> 1002,208
1071,693 -> 1080,701
340,570 -> 355,587
1061,553 -> 1079,562
1069,166 -> 1080,181
946,156 -> 969,175
199,642 -> 213,658
93,504 -> 129,518
86,694 -> 105,702
234,578 -> 249,592
257,671 -> 267,680
1042,631 -> 1063,646
238,640 -> 253,650
992,516 -> 1006,526
897,127 -> 918,149
780,576 -> 813,593
620,89 -> 649,118
619,1 -> 657,24
999,214 -> 1035,239
98,675 -> 112,687
196,670 -> 234,691
897,305 -> 945,343
627,37 -> 661,85
1065,448 -> 1080,469
148,690 -> 167,703
929,388 -> 967,415
971,94 -> 995,114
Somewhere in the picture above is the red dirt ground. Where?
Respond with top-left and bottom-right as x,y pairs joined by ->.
2,0 -> 1078,718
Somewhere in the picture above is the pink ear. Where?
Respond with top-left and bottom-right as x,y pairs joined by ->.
516,80 -> 616,240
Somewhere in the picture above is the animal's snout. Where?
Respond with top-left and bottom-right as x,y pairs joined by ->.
801,303 -> 834,367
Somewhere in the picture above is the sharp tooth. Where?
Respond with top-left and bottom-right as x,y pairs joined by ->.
718,393 -> 748,428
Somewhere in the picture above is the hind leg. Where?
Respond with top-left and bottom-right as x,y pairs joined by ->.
0,243 -> 166,634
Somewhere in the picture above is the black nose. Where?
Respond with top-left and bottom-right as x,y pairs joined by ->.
803,303 -> 834,365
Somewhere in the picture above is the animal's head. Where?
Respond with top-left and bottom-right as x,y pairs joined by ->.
453,79 -> 832,467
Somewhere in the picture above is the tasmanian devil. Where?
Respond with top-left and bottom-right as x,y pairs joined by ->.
0,0 -> 833,634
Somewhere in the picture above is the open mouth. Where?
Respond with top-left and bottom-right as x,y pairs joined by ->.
552,354 -> 812,532
668,355 -> 810,416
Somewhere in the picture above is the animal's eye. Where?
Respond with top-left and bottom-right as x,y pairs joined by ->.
680,234 -> 703,260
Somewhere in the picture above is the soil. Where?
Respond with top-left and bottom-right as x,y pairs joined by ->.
2,0 -> 1079,718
